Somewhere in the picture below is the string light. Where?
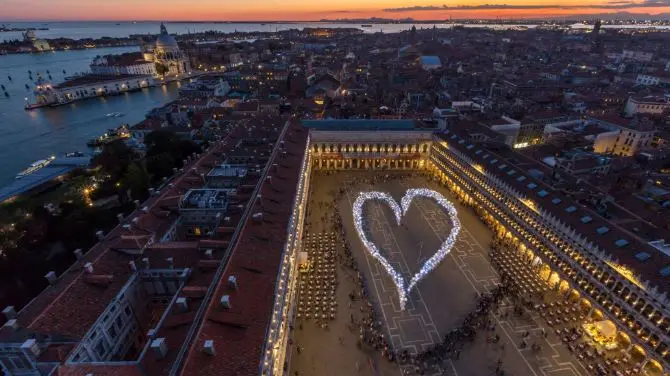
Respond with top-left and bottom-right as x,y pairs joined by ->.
353,188 -> 461,310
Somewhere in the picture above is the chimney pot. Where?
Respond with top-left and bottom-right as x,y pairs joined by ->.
83,262 -> 94,274
95,230 -> 104,240
2,306 -> 17,320
45,271 -> 57,285
166,257 -> 174,269
74,249 -> 83,261
117,213 -> 124,223
228,275 -> 238,290
176,297 -> 188,312
4,319 -> 19,331
150,338 -> 168,359
204,249 -> 213,259
220,295 -> 231,309
134,199 -> 140,208
203,340 -> 216,356
129,261 -> 137,272
143,257 -> 150,269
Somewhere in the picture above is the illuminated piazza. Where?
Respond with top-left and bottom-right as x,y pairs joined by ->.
265,119 -> 669,376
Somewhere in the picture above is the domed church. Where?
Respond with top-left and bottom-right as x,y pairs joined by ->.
141,23 -> 191,77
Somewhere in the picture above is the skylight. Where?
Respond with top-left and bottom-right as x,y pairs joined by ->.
517,176 -> 527,182
507,169 -> 516,175
466,144 -> 474,149
660,266 -> 670,277
538,190 -> 548,197
552,198 -> 562,204
527,183 -> 537,189
615,239 -> 629,247
596,226 -> 610,235
490,159 -> 498,164
498,164 -> 507,169
580,216 -> 592,224
635,252 -> 650,262
475,150 -> 482,154
565,206 -> 577,213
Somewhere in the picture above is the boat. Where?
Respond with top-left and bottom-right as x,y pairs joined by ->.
104,112 -> 123,117
16,156 -> 55,179
361,24 -> 373,28
87,124 -> 130,147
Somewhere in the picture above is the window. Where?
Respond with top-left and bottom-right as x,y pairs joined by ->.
108,325 -> 117,339
95,341 -> 106,358
552,198 -> 562,204
580,216 -> 592,223
615,239 -> 629,247
527,183 -> 537,189
537,190 -> 548,197
565,206 -> 577,213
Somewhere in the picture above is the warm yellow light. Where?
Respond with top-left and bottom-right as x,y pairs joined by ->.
606,261 -> 646,291
514,142 -> 529,149
473,164 -> 484,173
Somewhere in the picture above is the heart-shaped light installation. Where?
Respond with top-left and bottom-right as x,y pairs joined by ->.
353,188 -> 461,310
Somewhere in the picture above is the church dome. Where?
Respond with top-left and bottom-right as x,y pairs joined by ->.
155,23 -> 178,49
156,33 -> 178,48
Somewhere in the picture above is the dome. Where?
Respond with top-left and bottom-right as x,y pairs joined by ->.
156,33 -> 178,48
155,23 -> 178,49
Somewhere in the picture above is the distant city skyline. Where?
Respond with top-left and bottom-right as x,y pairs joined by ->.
0,0 -> 669,21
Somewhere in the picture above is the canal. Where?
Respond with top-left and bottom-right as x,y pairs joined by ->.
0,46 -> 180,186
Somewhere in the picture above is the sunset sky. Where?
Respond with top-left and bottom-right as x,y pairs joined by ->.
0,0 -> 669,21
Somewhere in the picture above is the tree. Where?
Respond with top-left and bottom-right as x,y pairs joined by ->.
155,62 -> 169,76
123,162 -> 149,200
92,140 -> 135,181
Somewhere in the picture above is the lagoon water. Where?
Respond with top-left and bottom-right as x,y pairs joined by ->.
0,46 -> 180,185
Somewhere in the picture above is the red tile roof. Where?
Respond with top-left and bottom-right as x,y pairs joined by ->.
180,120 -> 307,376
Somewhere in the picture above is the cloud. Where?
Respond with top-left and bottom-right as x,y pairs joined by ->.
383,1 -> 670,12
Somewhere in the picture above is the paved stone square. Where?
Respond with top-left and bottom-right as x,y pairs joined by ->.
289,170 -> 593,376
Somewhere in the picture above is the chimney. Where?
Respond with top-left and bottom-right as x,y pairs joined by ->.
228,275 -> 238,290
132,217 -> 140,226
129,261 -> 137,272
204,249 -> 213,259
45,271 -> 57,285
95,230 -> 104,240
142,257 -> 150,269
176,297 -> 188,312
134,199 -> 140,208
3,319 -> 19,331
74,249 -> 83,262
220,295 -> 231,309
173,167 -> 178,174
83,262 -> 94,274
141,206 -> 149,213
203,340 -> 216,356
148,188 -> 155,196
117,213 -> 125,223
266,176 -> 272,185
252,212 -> 263,222
21,339 -> 40,357
2,306 -> 17,320
150,338 -> 168,359
166,257 -> 174,269
147,328 -> 156,339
